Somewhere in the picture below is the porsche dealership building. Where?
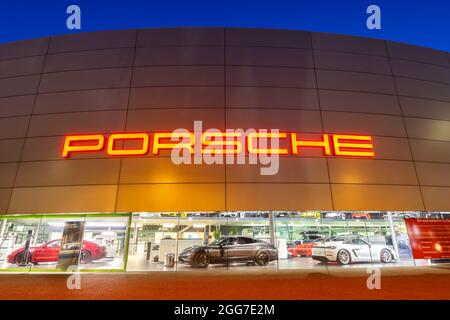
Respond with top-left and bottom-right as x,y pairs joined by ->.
0,28 -> 449,272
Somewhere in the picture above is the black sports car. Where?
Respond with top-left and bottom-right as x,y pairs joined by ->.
178,236 -> 278,268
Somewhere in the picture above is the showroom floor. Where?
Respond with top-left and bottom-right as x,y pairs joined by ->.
0,257 -> 125,270
126,254 -> 419,272
0,254 -> 424,272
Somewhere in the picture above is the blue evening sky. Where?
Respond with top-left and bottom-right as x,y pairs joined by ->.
0,1 -> 449,51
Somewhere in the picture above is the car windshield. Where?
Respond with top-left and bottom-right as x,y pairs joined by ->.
46,240 -> 61,247
344,238 -> 369,245
209,237 -> 228,246
325,236 -> 347,242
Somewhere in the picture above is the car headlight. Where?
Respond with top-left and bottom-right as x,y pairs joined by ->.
325,246 -> 336,249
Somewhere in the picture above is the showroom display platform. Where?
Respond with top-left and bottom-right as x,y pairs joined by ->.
126,254 -> 418,272
1,211 -> 447,272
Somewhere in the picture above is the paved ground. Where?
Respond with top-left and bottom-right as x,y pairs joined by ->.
0,266 -> 449,300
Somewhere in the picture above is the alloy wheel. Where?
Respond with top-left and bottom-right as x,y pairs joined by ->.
80,251 -> 90,264
195,252 -> 209,268
256,251 -> 269,266
337,250 -> 350,264
381,249 -> 392,263
15,252 -> 30,266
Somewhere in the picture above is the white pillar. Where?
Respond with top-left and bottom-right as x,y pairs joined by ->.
133,222 -> 139,255
0,219 -> 6,238
387,211 -> 399,258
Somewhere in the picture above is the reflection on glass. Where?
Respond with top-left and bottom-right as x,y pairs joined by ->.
2,211 -> 445,272
0,215 -> 129,271
127,212 -> 182,271
79,215 -> 128,270
127,212 -> 279,271
275,213 -> 325,270
34,216 -> 86,270
0,216 -> 41,270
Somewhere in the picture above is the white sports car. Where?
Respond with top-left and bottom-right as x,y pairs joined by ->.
311,237 -> 397,265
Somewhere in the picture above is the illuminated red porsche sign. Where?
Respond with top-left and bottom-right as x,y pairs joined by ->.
61,131 -> 375,158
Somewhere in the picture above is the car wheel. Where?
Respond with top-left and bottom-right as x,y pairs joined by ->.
337,249 -> 351,265
80,250 -> 91,264
14,252 -> 31,266
255,250 -> 270,266
380,249 -> 393,263
193,251 -> 209,268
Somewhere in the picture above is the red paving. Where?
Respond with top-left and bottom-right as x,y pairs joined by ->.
1,269 -> 450,300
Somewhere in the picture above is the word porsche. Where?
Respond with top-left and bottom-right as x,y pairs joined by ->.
62,131 -> 374,158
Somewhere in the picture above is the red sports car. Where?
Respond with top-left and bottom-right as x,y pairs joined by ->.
288,240 -> 321,257
7,239 -> 107,266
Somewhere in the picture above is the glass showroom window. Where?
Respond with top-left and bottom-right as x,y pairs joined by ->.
322,211 -> 401,267
320,211 -> 406,267
344,215 -> 374,266
177,212 -> 230,271
34,215 -> 87,270
0,215 -> 42,270
224,212 -> 277,270
79,215 -> 129,270
128,212 -> 279,272
320,212 -> 372,267
384,212 -> 414,266
277,211 -> 405,269
127,212 -> 181,271
0,214 -> 130,272
275,211 -> 328,270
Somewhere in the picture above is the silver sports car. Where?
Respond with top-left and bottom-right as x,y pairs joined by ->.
178,236 -> 278,268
